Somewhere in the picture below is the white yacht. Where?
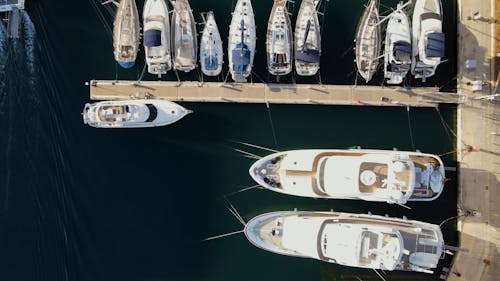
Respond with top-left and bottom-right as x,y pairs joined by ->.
83,100 -> 191,128
249,149 -> 446,204
411,0 -> 445,80
171,0 -> 197,72
228,0 -> 256,82
200,12 -> 223,77
143,0 -> 171,76
266,0 -> 293,76
384,2 -> 411,85
245,211 -> 445,274
355,0 -> 381,82
113,0 -> 140,69
294,0 -> 321,76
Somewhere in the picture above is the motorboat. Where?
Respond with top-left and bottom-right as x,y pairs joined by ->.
384,2 -> 411,85
113,0 -> 140,69
355,0 -> 381,82
411,0 -> 445,80
294,0 -> 321,76
266,0 -> 293,76
171,0 -> 197,72
200,12 -> 223,76
83,99 -> 191,128
245,211 -> 445,274
228,0 -> 256,82
249,149 -> 446,204
143,0 -> 171,76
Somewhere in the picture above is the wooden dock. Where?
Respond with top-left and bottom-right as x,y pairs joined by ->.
89,80 -> 465,107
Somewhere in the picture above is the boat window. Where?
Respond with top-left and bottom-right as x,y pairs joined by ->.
145,104 -> 158,122
317,158 -> 328,192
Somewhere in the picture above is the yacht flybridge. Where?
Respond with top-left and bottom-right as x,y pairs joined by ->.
113,0 -> 140,69
384,2 -> 411,85
228,0 -> 256,82
83,100 -> 191,128
411,0 -> 445,80
245,211 -> 445,274
200,12 -> 223,76
266,0 -> 293,76
143,0 -> 171,76
249,149 -> 446,204
355,0 -> 381,82
294,0 -> 321,76
171,0 -> 197,72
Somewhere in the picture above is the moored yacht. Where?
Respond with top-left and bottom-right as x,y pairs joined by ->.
113,0 -> 140,69
171,0 -> 197,72
83,99 -> 191,128
355,0 -> 381,82
245,211 -> 445,274
249,149 -> 446,204
411,0 -> 445,80
294,0 -> 321,76
200,12 -> 223,76
266,0 -> 293,76
384,2 -> 411,85
143,0 -> 171,76
228,0 -> 256,82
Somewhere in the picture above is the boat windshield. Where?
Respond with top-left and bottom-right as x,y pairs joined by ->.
145,104 -> 158,122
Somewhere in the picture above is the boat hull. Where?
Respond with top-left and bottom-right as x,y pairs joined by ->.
113,0 -> 141,68
143,0 -> 172,75
228,0 -> 256,82
294,0 -> 321,76
266,0 -> 293,76
355,0 -> 381,82
200,12 -> 223,76
384,7 -> 411,85
171,0 -> 198,72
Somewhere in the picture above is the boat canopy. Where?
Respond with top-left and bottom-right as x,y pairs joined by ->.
393,41 -> 411,62
296,49 -> 320,64
144,30 -> 162,47
232,43 -> 251,72
205,56 -> 219,70
426,32 -> 445,58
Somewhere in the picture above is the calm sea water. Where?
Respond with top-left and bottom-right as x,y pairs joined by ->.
0,1 -> 458,281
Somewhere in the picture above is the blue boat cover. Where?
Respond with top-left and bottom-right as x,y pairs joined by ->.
426,32 -> 445,58
205,56 -> 218,70
144,30 -> 162,47
296,49 -> 320,64
118,61 -> 135,69
393,41 -> 411,62
232,43 -> 251,73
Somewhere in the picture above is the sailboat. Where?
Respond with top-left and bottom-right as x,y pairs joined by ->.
355,0 -> 381,82
384,2 -> 411,85
294,0 -> 321,76
411,0 -> 445,80
228,0 -> 256,82
171,0 -> 197,72
245,211 -> 445,274
143,0 -> 171,76
266,0 -> 293,76
200,12 -> 223,76
113,0 -> 140,69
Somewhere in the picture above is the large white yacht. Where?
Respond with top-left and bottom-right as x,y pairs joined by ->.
355,0 -> 381,82
249,149 -> 446,204
266,0 -> 293,76
143,0 -> 171,76
113,0 -> 140,69
245,211 -> 445,274
411,0 -> 445,80
171,0 -> 197,72
384,3 -> 411,85
228,0 -> 256,82
200,12 -> 223,77
83,100 -> 191,128
294,0 -> 321,76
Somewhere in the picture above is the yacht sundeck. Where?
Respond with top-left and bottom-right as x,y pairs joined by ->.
228,0 -> 256,82
245,211 -> 445,274
411,0 -> 445,80
294,0 -> 321,76
355,0 -> 381,82
113,0 -> 140,69
143,0 -> 171,76
200,12 -> 223,76
266,0 -> 293,76
171,0 -> 197,72
83,99 -> 191,128
249,149 -> 446,204
384,2 -> 411,85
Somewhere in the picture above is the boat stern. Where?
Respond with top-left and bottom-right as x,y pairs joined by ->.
118,61 -> 136,69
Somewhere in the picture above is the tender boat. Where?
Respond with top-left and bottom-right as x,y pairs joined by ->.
171,0 -> 197,72
143,0 -> 171,76
294,0 -> 321,76
249,149 -> 446,204
411,0 -> 445,80
266,0 -> 293,76
355,0 -> 381,82
384,2 -> 411,85
200,12 -> 223,76
245,211 -> 445,274
83,99 -> 191,128
228,0 -> 256,82
113,0 -> 140,69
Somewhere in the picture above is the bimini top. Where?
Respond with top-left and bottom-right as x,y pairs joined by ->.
394,41 -> 411,62
296,49 -> 321,64
232,43 -> 251,73
144,29 -> 162,47
426,32 -> 445,58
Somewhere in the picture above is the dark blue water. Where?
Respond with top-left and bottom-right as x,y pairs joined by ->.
0,1 -> 458,281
